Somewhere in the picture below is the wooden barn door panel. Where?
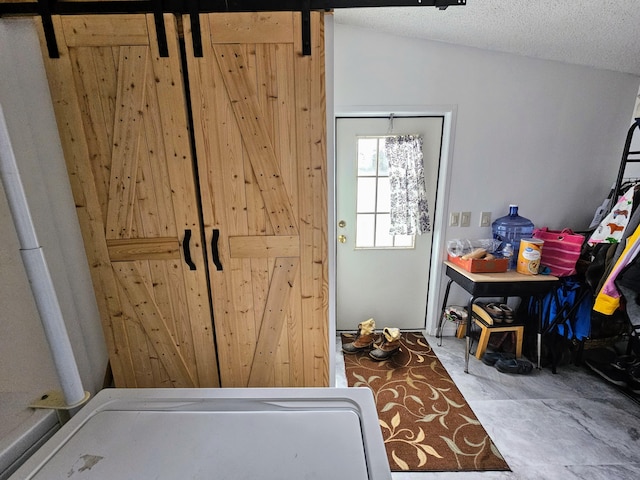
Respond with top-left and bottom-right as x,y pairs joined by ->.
38,14 -> 219,388
185,12 -> 328,387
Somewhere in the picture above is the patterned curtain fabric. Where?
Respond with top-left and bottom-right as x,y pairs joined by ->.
385,135 -> 430,235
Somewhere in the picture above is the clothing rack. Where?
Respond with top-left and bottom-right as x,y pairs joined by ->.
575,119 -> 640,402
606,119 -> 640,350
608,119 -> 640,214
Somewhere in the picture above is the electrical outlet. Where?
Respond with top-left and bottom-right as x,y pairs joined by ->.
460,211 -> 471,227
480,211 -> 492,227
449,212 -> 460,227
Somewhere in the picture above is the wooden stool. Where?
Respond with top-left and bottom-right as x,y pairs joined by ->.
472,317 -> 524,360
470,304 -> 524,360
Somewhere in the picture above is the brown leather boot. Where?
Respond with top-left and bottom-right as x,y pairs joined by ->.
342,318 -> 377,354
369,327 -> 401,361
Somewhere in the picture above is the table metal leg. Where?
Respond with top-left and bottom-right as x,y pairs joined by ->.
537,332 -> 542,369
536,295 -> 543,369
464,295 -> 475,374
436,278 -> 454,347
465,336 -> 471,373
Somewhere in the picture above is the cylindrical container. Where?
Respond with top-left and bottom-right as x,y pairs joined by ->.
517,238 -> 544,275
502,243 -> 514,270
492,205 -> 534,270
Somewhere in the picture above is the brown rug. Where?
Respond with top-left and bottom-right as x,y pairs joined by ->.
341,331 -> 510,472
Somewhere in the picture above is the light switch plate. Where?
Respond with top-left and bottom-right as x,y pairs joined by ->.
449,212 -> 460,227
480,211 -> 492,227
460,212 -> 471,227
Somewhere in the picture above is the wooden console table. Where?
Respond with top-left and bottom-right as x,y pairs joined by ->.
437,261 -> 559,373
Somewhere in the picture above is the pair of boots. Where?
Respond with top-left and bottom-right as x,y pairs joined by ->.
342,319 -> 401,361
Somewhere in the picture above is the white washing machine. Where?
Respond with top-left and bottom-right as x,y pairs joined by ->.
9,387 -> 391,479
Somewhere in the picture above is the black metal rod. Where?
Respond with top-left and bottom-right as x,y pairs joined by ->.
189,0 -> 203,58
0,0 -> 466,15
153,0 -> 169,57
4,0 -> 466,61
37,0 -> 59,58
301,3 -> 311,56
609,121 -> 640,215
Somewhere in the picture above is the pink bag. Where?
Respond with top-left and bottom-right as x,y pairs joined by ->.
532,227 -> 585,277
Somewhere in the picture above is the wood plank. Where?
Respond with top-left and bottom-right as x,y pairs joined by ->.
107,237 -> 180,261
229,235 -> 299,258
117,274 -> 155,387
309,13 -> 329,387
274,43 -> 298,218
154,259 -> 197,382
37,16 -> 138,387
294,12 -> 329,387
68,46 -> 116,224
208,12 -> 294,44
213,43 -> 299,236
248,257 -> 299,387
271,41 -> 303,386
61,15 -> 150,47
105,45 -> 148,239
133,68 -> 173,239
114,263 -> 196,388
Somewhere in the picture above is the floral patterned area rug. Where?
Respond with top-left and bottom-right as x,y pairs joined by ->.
341,331 -> 510,473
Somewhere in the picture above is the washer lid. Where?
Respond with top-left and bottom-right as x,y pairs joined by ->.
11,387 -> 391,480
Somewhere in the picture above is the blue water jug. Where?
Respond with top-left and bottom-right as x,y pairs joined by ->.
492,205 -> 534,270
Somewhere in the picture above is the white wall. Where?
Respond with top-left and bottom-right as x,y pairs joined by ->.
334,24 -> 640,332
0,182 -> 59,396
0,18 -> 107,396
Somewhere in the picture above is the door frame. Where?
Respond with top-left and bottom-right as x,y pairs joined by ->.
330,105 -> 457,346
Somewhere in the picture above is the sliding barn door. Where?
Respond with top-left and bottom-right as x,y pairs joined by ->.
38,14 -> 219,388
185,12 -> 328,387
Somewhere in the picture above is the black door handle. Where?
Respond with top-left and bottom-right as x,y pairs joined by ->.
211,229 -> 223,271
183,229 -> 196,271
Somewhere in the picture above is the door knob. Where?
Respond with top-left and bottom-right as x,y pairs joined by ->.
338,235 -> 347,243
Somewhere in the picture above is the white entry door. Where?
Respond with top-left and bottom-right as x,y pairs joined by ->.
336,116 -> 443,331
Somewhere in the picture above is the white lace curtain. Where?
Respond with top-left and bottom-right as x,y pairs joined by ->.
384,134 -> 431,235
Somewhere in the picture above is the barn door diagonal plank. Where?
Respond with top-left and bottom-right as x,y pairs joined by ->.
248,257 -> 299,387
105,45 -> 149,239
213,43 -> 298,236
114,263 -> 196,388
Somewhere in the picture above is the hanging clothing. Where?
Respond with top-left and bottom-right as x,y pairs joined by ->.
594,222 -> 640,315
385,134 -> 430,235
592,196 -> 640,295
588,185 -> 636,245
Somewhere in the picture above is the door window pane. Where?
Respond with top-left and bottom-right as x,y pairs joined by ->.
394,235 -> 414,247
356,214 -> 375,248
376,177 -> 390,212
354,136 -> 415,249
375,214 -> 394,247
357,138 -> 378,176
377,141 -> 389,175
356,178 -> 377,213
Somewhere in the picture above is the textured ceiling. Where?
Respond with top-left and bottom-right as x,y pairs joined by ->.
333,0 -> 640,76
